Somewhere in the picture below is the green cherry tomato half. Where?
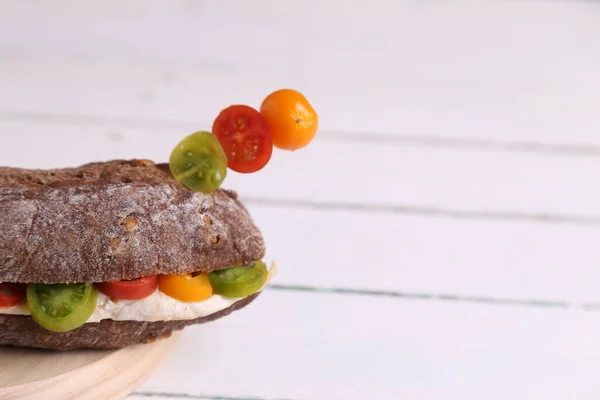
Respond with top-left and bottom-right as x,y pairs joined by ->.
169,131 -> 228,193
27,283 -> 97,333
208,261 -> 268,298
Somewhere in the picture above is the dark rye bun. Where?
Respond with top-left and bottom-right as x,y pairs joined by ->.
0,293 -> 260,350
0,159 -> 266,284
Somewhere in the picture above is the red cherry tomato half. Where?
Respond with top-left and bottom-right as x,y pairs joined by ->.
96,276 -> 158,300
0,283 -> 26,308
212,105 -> 273,173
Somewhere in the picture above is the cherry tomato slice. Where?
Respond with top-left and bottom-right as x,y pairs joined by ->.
212,105 -> 273,173
158,273 -> 213,303
169,131 -> 228,193
96,275 -> 158,300
0,283 -> 26,308
27,283 -> 97,333
208,261 -> 268,298
260,89 -> 318,151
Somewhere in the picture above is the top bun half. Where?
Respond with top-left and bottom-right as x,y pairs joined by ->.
0,160 -> 265,284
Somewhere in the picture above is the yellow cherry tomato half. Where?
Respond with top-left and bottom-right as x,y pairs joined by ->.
259,89 -> 318,151
158,273 -> 213,303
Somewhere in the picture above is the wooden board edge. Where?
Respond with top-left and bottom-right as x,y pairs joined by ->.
0,332 -> 180,400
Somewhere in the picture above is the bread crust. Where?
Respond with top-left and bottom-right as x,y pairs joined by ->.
0,160 -> 265,283
0,292 -> 260,350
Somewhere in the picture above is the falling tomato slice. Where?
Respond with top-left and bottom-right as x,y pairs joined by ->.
259,89 -> 318,151
0,283 -> 26,308
260,89 -> 319,151
212,105 -> 273,173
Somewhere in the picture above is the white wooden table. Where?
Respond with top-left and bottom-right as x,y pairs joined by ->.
2,1 -> 600,399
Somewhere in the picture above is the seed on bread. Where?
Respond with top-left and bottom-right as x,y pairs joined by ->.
208,235 -> 221,245
123,216 -> 138,232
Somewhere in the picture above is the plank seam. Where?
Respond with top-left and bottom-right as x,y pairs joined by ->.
1,110 -> 599,158
132,391 -> 300,400
243,197 -> 600,226
323,131 -> 600,157
267,284 -> 600,312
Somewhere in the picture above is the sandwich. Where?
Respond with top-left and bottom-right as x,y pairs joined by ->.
0,160 -> 273,350
0,87 -> 317,350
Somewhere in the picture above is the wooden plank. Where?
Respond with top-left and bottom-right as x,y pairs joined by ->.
251,205 -> 600,304
136,289 -> 600,400
1,58 -> 599,148
1,122 -> 600,219
1,1 -> 599,145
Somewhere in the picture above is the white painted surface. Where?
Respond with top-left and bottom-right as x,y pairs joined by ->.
135,290 -> 600,400
253,206 -> 600,304
1,1 -> 600,146
1,0 -> 600,399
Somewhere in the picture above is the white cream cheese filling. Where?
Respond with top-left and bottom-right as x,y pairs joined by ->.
0,262 -> 276,323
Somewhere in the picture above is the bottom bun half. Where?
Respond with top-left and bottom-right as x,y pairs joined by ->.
0,292 -> 260,350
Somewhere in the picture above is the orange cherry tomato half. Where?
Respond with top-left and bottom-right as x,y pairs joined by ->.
96,276 -> 158,300
158,273 -> 213,303
0,283 -> 26,308
259,89 -> 318,151
212,105 -> 273,173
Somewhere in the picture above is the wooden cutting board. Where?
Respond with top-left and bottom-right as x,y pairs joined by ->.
0,333 -> 179,400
